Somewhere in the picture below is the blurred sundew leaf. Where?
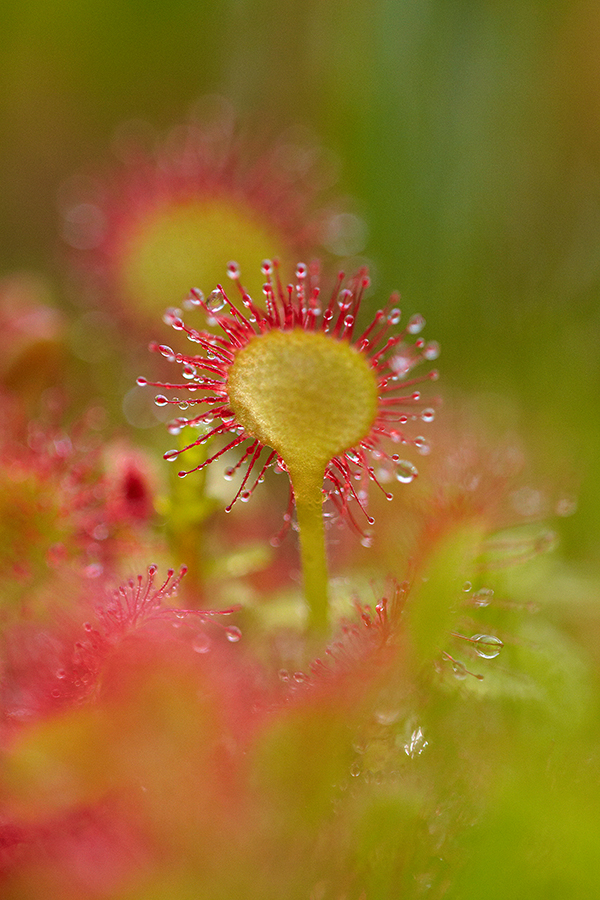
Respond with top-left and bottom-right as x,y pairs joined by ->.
250,701 -> 356,831
448,750 -> 600,900
2,707 -> 110,820
344,783 -> 428,898
405,521 -> 486,667
117,199 -> 290,326
455,617 -> 593,726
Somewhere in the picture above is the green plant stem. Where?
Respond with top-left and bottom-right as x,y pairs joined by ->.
289,463 -> 329,633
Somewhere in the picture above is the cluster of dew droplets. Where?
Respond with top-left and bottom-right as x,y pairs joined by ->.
48,567 -> 245,703
93,564 -> 243,653
404,724 -> 429,759
327,295 -> 439,546
321,292 -> 440,536
438,582 -> 505,680
277,592 -> 394,699
346,719 -> 429,786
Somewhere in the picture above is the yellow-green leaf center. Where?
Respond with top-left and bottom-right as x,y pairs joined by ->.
227,328 -> 378,475
119,199 -> 287,321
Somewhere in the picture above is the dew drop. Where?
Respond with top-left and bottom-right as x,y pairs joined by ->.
154,394 -> 169,407
463,581 -> 472,592
261,259 -> 273,275
158,344 -> 175,361
227,260 -> 240,280
556,495 -> 577,517
192,632 -> 211,654
395,460 -> 418,483
390,353 -> 413,377
388,308 -> 401,325
338,289 -> 353,311
404,726 -> 429,758
167,421 -> 182,436
376,465 -> 392,483
350,762 -> 361,778
163,449 -> 180,462
223,467 -> 235,481
278,668 -> 290,682
472,587 -> 494,607
407,313 -> 426,334
206,290 -> 225,313
471,634 -> 503,659
225,625 -> 242,643
187,288 -> 204,306
162,307 -> 178,326
374,709 -> 400,726
421,407 -> 435,423
148,564 -> 158,575
56,669 -> 67,680
452,660 -> 467,680
344,314 -> 354,327
423,340 -> 440,360
92,523 -> 109,541
295,262 -> 307,279
414,436 -> 431,456
136,376 -> 148,386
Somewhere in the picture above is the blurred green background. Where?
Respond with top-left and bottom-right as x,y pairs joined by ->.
1,0 -> 598,565
2,4 -> 600,896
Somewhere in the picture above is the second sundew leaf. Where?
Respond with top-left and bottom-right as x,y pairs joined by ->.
65,114 -> 340,335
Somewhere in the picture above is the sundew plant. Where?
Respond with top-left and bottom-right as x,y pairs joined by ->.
0,98 -> 598,899
139,260 -> 439,631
